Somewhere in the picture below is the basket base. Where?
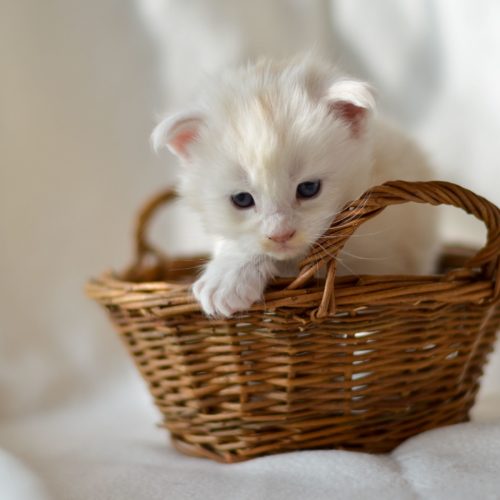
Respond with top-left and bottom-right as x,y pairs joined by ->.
169,411 -> 471,464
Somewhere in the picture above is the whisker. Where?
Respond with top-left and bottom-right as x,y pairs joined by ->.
313,239 -> 359,277
339,249 -> 389,262
330,192 -> 373,228
164,264 -> 206,272
322,228 -> 390,239
335,258 -> 359,277
305,193 -> 379,261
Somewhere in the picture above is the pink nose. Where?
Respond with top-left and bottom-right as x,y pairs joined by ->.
267,230 -> 296,244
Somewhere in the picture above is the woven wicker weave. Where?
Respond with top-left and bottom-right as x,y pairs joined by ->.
87,180 -> 500,463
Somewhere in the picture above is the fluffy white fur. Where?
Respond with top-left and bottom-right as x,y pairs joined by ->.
153,56 -> 438,317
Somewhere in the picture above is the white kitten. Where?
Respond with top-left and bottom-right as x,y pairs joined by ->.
153,56 -> 438,317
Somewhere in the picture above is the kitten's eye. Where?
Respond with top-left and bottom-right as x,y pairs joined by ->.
297,180 -> 321,199
231,192 -> 255,209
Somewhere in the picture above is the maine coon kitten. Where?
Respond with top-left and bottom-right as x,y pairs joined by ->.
152,56 -> 438,316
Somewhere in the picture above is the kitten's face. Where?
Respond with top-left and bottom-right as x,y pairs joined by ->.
154,58 -> 375,259
179,93 -> 373,260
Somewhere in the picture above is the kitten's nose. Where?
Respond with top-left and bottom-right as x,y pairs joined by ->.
267,230 -> 296,244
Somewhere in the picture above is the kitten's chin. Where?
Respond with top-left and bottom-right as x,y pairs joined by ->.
264,246 -> 307,261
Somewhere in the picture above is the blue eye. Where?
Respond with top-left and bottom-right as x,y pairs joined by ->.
297,180 -> 321,199
231,192 -> 255,209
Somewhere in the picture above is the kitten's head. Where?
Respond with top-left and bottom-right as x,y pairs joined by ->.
153,56 -> 376,260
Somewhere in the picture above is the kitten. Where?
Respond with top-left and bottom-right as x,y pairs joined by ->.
152,55 -> 438,317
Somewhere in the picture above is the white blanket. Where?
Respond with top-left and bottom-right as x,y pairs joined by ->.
1,374 -> 499,500
0,450 -> 50,500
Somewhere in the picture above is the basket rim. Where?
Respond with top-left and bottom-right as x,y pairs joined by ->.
86,247 -> 498,318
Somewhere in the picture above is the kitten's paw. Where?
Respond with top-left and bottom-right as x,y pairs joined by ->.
192,262 -> 265,317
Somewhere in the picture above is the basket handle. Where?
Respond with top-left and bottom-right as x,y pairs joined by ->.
288,180 -> 500,318
133,188 -> 177,267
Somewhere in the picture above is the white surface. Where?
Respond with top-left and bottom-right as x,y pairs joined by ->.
0,376 -> 499,500
0,450 -> 50,500
1,0 -> 500,498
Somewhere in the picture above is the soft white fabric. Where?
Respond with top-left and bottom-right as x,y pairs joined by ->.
0,449 -> 51,500
1,0 -> 500,498
1,375 -> 499,500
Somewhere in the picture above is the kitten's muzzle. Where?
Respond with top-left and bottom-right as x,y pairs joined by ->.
266,230 -> 296,244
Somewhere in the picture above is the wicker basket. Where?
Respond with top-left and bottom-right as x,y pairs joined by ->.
87,180 -> 500,463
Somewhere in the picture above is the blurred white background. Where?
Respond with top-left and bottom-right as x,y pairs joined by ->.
1,1 -> 500,497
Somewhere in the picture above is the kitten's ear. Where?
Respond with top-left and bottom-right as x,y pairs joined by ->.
325,80 -> 375,137
151,112 -> 204,160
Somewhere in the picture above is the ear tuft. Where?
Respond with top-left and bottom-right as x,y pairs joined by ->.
326,80 -> 375,137
151,112 -> 204,159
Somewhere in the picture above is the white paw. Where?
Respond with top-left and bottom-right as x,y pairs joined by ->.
192,260 -> 266,317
